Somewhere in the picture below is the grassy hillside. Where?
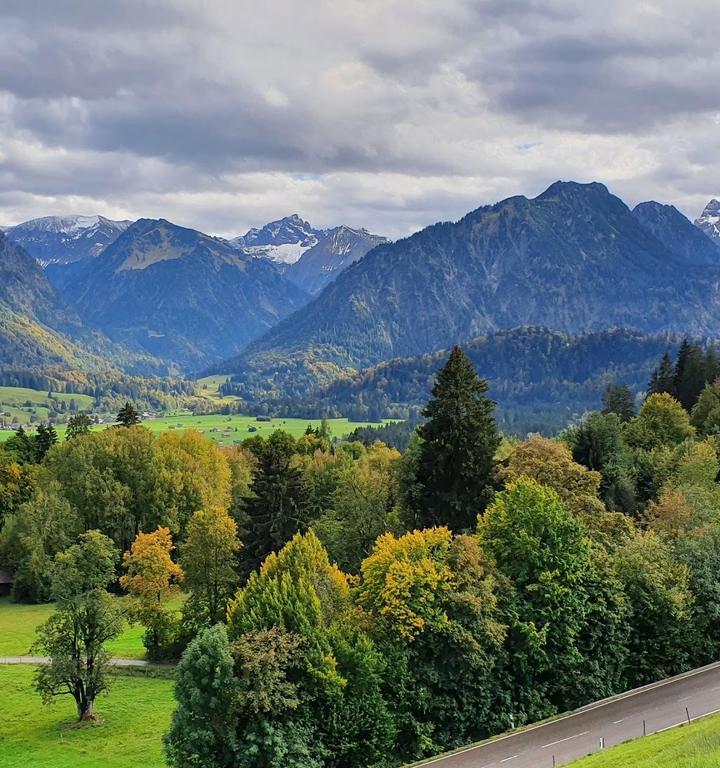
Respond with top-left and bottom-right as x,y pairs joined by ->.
568,713 -> 720,766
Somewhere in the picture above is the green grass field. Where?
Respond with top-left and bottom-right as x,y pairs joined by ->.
0,413 -> 392,446
0,381 -> 393,446
567,712 -> 720,767
0,597 -> 174,766
0,665 -> 173,767
0,597 -> 150,659
0,386 -> 95,428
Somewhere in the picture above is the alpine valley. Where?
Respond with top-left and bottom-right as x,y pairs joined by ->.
3,181 -> 720,433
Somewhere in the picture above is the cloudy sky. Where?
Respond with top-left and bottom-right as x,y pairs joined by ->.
1,0 -> 718,238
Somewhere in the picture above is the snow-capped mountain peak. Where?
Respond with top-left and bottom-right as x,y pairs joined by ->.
231,214 -> 325,265
7,215 -> 133,265
695,199 -> 720,244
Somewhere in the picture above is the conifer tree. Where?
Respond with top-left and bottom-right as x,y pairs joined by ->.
35,423 -> 58,461
602,384 -> 635,422
239,431 -> 309,579
116,401 -> 140,427
415,346 -> 499,531
674,341 -> 707,410
164,624 -> 238,768
648,352 -> 676,397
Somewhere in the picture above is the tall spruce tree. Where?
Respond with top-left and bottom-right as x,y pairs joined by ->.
602,384 -> 635,422
239,431 -> 309,579
648,352 -> 676,397
35,423 -> 58,461
415,346 -> 499,531
674,341 -> 707,410
116,401 -> 140,427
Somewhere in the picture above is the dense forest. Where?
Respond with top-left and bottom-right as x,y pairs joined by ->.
3,342 -> 720,766
221,327 -> 686,434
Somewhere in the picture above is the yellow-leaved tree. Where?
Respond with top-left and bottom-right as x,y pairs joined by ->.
121,526 -> 183,658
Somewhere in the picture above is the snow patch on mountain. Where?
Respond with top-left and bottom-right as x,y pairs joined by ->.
695,199 -> 720,244
7,215 -> 133,265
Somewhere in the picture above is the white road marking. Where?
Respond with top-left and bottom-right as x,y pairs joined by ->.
679,696 -> 691,702
541,731 -> 589,749
612,719 -> 624,724
500,756 -> 519,763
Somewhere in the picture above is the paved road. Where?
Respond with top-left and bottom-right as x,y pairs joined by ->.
0,656 -> 171,668
413,661 -> 720,768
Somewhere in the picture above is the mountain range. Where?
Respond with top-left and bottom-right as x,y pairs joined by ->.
216,181 -> 720,399
3,181 -> 720,427
4,213 -> 385,371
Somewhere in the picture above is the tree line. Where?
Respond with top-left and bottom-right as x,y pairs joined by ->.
3,345 -> 720,765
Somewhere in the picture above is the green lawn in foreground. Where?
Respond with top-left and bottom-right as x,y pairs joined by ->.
568,711 -> 720,767
0,597 -> 149,659
0,664 -> 173,768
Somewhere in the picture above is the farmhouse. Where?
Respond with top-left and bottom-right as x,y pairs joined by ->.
0,568 -> 13,597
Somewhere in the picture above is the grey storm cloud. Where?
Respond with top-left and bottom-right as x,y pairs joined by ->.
0,0 -> 718,237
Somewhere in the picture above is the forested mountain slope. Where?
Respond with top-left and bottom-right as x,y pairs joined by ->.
216,181 -> 720,396
221,327 -> 683,434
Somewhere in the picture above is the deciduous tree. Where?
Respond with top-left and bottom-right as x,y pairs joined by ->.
181,506 -> 240,625
120,526 -> 183,657
33,530 -> 123,721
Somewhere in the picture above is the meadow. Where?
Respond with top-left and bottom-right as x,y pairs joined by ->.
0,665 -> 173,768
0,383 -> 394,446
0,596 -> 151,659
0,597 -> 174,767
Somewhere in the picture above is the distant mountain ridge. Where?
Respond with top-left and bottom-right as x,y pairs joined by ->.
231,214 -> 323,265
6,215 -> 132,265
286,225 -> 388,294
214,181 -> 720,399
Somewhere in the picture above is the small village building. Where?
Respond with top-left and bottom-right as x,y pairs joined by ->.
0,569 -> 13,598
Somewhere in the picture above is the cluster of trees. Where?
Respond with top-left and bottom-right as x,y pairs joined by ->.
0,369 -> 196,414
6,345 -> 720,766
164,346 -> 720,766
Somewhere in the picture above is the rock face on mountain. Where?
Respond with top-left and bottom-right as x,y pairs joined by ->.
6,215 -> 132,265
632,201 -> 720,265
286,226 -> 388,294
231,214 -> 323,265
216,181 -> 720,397
58,219 -> 310,371
696,199 -> 720,245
